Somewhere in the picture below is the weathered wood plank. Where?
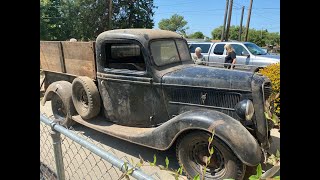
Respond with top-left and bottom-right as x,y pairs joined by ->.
40,41 -> 63,72
61,41 -> 96,79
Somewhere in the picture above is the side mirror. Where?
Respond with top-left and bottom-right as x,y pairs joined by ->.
242,51 -> 250,57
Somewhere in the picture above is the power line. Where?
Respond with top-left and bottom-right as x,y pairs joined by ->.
155,8 -> 242,15
233,1 -> 243,7
251,8 -> 280,10
251,11 -> 279,22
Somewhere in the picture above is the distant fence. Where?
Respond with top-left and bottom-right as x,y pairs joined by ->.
40,113 -> 154,180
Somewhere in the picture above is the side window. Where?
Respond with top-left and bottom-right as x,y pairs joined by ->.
232,44 -> 249,56
176,40 -> 191,61
213,44 -> 225,55
105,43 -> 146,71
188,44 -> 211,53
189,44 -> 196,53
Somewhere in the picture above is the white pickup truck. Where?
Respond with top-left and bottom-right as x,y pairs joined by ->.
188,41 -> 280,71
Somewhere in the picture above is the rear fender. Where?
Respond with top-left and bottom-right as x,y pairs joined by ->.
148,109 -> 262,166
41,81 -> 73,106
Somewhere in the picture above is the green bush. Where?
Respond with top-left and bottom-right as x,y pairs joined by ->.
259,63 -> 280,117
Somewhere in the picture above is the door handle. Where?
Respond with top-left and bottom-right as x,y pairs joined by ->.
218,57 -> 222,59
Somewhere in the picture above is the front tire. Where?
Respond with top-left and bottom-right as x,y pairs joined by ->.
176,131 -> 246,180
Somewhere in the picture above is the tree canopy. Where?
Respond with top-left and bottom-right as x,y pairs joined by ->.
40,0 -> 157,41
158,14 -> 188,35
211,25 -> 280,47
188,31 -> 205,39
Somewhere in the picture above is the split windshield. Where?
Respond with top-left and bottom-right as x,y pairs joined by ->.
150,39 -> 191,66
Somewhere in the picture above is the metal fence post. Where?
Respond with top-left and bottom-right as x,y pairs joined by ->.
51,129 -> 65,180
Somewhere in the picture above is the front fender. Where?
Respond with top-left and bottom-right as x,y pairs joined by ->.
41,81 -> 73,106
140,109 -> 261,166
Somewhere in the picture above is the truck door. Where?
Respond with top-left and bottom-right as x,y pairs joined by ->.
96,40 -> 167,127
208,43 -> 226,67
230,44 -> 251,71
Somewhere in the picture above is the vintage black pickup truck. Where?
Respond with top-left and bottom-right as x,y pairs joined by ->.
40,29 -> 273,179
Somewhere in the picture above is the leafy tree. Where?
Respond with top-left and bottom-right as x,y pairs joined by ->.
188,31 -> 205,39
40,0 -> 157,41
211,26 -> 223,40
40,0 -> 65,40
265,32 -> 280,46
211,25 -> 246,41
158,14 -> 188,35
211,26 -> 280,47
113,0 -> 156,29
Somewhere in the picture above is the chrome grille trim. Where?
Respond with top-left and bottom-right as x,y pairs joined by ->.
170,88 -> 241,109
262,82 -> 272,102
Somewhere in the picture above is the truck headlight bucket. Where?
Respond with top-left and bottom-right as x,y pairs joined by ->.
235,99 -> 254,120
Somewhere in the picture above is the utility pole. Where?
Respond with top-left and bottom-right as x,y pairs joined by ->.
238,6 -> 245,41
108,0 -> 113,30
245,0 -> 253,41
221,0 -> 229,41
225,0 -> 233,41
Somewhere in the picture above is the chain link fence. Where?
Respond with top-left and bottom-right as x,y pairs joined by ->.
40,113 -> 158,180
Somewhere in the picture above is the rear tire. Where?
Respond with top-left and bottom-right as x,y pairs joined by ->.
176,131 -> 246,180
72,76 -> 101,119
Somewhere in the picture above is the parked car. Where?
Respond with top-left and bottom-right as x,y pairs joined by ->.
188,41 -> 280,71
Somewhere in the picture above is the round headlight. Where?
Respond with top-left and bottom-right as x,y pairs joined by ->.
235,99 -> 254,120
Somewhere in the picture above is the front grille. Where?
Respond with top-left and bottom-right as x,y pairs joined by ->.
263,82 -> 272,101
170,88 -> 241,109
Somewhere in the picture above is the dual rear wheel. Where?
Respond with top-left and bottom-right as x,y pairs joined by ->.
51,77 -> 101,127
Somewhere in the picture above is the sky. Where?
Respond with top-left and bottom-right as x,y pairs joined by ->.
152,0 -> 280,38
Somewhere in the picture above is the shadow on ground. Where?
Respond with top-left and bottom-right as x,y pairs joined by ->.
72,123 -> 181,172
71,122 -> 280,179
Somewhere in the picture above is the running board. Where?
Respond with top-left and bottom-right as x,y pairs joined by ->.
71,115 -> 158,149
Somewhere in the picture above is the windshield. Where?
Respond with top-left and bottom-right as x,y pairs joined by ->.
244,43 -> 267,55
150,39 -> 192,66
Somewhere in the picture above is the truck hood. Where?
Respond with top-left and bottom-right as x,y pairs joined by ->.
257,54 -> 280,60
161,66 -> 253,91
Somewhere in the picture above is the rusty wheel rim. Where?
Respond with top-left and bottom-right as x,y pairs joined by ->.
52,95 -> 67,122
191,141 -> 226,177
79,88 -> 89,111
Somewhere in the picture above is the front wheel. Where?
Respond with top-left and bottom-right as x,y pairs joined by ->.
176,131 -> 246,180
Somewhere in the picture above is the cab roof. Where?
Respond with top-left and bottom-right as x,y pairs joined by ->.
96,29 -> 184,45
